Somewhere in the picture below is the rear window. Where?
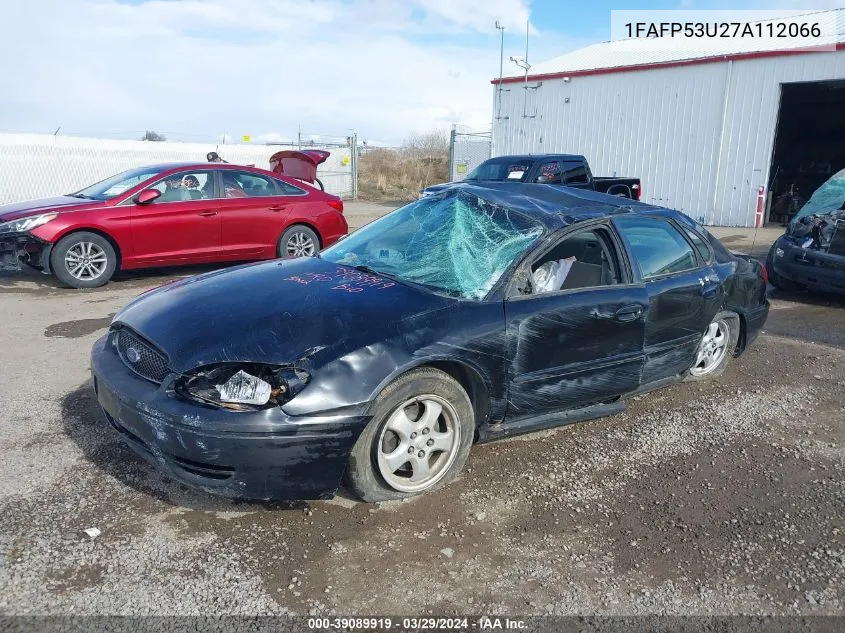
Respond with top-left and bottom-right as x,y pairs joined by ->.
682,226 -> 713,263
560,161 -> 589,185
272,178 -> 307,195
614,216 -> 699,278
466,159 -> 530,182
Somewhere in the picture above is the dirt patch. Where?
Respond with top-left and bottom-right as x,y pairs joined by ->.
44,315 -> 115,339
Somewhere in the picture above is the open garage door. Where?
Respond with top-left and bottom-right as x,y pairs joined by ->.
768,79 -> 845,225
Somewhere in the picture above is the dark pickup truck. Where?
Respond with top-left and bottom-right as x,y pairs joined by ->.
421,153 -> 641,200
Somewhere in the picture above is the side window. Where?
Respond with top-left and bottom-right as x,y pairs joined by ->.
272,178 -> 308,196
221,170 -> 277,198
682,226 -> 713,263
560,161 -> 589,185
149,171 -> 215,202
528,228 -> 622,294
615,216 -> 699,278
534,161 -> 562,184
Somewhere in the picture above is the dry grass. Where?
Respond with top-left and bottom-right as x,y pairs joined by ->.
358,131 -> 449,202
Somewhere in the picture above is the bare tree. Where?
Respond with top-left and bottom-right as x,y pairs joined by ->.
401,130 -> 449,187
401,130 -> 449,161
358,130 -> 450,201
141,130 -> 167,142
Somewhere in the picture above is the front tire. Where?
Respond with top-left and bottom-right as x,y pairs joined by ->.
345,368 -> 475,502
277,225 -> 320,258
685,311 -> 740,381
50,231 -> 117,289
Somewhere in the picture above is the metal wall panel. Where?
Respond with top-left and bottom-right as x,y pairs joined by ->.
493,49 -> 845,226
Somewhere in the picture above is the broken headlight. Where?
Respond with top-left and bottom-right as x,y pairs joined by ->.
174,363 -> 310,411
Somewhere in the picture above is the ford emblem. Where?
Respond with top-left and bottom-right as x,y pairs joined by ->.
126,347 -> 142,364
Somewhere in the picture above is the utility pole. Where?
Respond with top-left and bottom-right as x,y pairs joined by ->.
495,20 -> 505,120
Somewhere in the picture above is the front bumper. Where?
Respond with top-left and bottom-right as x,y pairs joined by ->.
90,336 -> 369,500
0,232 -> 51,272
772,240 -> 845,294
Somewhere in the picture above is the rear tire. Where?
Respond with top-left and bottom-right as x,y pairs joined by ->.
765,244 -> 803,291
345,368 -> 475,502
277,225 -> 320,258
684,311 -> 740,381
50,231 -> 117,289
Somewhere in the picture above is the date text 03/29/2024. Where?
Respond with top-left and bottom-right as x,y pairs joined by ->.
306,616 -> 527,630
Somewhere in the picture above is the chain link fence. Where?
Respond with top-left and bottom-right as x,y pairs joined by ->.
0,133 -> 358,204
448,126 -> 492,182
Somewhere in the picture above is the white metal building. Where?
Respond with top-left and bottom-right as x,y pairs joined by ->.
492,10 -> 845,227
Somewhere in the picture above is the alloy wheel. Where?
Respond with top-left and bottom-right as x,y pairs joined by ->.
690,318 -> 730,376
376,395 -> 461,493
286,232 -> 316,257
64,242 -> 108,281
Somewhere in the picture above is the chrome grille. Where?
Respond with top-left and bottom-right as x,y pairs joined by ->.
115,328 -> 170,384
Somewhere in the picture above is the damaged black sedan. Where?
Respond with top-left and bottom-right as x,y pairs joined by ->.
91,183 -> 769,502
766,168 -> 845,295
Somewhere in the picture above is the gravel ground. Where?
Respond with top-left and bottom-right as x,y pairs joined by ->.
0,218 -> 843,617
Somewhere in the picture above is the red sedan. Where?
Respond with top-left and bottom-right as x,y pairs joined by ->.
0,163 -> 348,288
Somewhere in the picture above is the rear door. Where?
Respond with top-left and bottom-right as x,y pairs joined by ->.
217,170 -> 305,259
127,170 -> 222,265
612,215 -> 724,384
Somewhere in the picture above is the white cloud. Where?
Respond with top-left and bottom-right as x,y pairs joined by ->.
0,0 -> 546,144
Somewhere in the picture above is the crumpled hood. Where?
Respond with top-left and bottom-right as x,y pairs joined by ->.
114,257 -> 452,373
0,196 -> 102,222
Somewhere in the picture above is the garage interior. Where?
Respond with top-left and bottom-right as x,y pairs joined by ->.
767,78 -> 845,225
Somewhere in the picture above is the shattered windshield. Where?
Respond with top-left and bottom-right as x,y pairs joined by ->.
321,190 -> 544,300
791,168 -> 845,225
465,158 -> 532,182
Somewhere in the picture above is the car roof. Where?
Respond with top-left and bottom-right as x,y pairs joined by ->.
142,162 -> 265,172
450,181 -> 667,229
484,153 -> 586,163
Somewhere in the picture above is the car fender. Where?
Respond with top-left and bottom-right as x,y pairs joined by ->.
282,314 -> 506,422
33,223 -> 124,261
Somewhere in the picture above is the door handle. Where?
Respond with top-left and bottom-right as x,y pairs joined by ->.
590,305 -> 643,322
268,205 -> 288,212
197,211 -> 218,217
614,305 -> 644,322
701,282 -> 720,300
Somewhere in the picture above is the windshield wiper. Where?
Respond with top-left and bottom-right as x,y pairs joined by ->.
68,193 -> 91,199
352,264 -> 396,279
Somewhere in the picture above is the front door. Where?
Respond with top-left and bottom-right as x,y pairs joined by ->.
128,170 -> 221,265
504,224 -> 648,419
613,215 -> 724,383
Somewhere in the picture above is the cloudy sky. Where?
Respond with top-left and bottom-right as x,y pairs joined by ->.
2,0 -> 842,145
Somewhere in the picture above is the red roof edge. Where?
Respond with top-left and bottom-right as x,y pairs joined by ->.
491,41 -> 845,84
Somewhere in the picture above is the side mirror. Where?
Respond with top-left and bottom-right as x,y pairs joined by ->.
134,188 -> 161,205
536,175 -> 551,184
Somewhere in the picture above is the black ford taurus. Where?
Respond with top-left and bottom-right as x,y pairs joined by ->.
91,183 -> 769,502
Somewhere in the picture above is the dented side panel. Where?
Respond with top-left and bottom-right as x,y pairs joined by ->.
504,285 -> 648,417
640,269 -> 721,383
